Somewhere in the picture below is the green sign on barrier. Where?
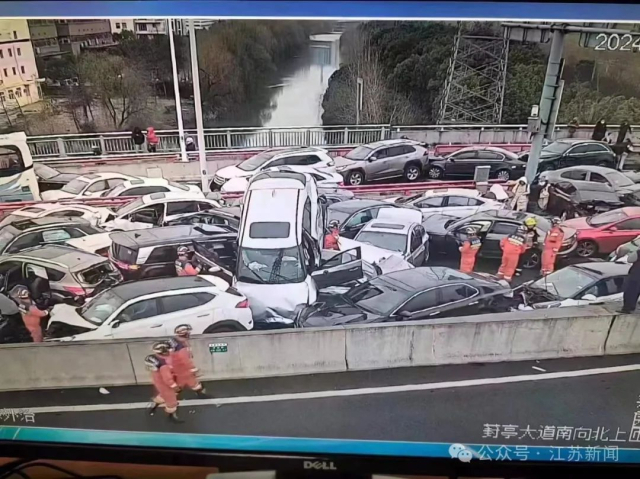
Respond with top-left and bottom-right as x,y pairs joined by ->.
209,343 -> 228,354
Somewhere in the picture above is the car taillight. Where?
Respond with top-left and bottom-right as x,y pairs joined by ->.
236,299 -> 249,308
64,285 -> 86,297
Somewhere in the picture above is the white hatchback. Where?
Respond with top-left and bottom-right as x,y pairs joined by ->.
386,188 -> 504,218
41,173 -> 137,201
47,275 -> 253,341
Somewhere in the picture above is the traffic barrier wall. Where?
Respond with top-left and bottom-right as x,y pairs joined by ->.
0,306 -> 631,391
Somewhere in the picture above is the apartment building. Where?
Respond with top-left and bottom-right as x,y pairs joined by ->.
28,20 -> 61,58
56,19 -> 115,55
134,19 -> 167,38
0,20 -> 42,106
110,19 -> 134,35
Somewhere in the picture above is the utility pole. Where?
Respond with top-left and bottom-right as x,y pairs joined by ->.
189,19 -> 210,192
524,29 -> 565,183
168,19 -> 188,163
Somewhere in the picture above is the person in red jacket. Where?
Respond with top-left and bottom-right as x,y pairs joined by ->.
175,246 -> 201,276
324,220 -> 341,250
459,227 -> 482,274
146,126 -> 160,153
169,324 -> 207,397
497,226 -> 528,283
146,341 -> 181,423
541,217 -> 564,276
16,287 -> 48,343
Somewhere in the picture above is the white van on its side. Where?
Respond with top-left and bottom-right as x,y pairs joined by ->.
235,170 -> 363,319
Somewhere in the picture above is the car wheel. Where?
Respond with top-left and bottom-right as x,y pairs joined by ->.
576,240 -> 598,258
403,164 -> 422,182
427,166 -> 444,179
495,169 -> 511,181
204,323 -> 242,334
346,170 -> 365,186
522,251 -> 541,269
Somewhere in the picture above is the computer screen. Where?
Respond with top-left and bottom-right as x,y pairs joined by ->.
1,0 -> 640,476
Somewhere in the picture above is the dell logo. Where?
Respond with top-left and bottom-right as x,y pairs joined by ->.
303,461 -> 337,470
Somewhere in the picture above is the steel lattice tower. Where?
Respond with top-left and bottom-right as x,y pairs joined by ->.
438,29 -> 509,124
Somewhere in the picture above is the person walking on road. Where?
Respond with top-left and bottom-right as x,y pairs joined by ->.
324,220 -> 341,251
14,287 -> 48,343
497,226 -> 528,283
131,127 -> 145,153
567,117 -> 579,138
146,341 -> 182,423
169,324 -> 207,397
541,217 -> 564,276
175,246 -> 202,276
186,137 -> 197,152
613,121 -> 633,170
459,227 -> 481,274
592,119 -> 608,141
146,127 -> 160,153
509,177 -> 529,212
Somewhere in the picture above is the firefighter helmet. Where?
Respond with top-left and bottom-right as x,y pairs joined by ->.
152,341 -> 171,355
177,246 -> 189,256
524,217 -> 537,228
174,324 -> 193,337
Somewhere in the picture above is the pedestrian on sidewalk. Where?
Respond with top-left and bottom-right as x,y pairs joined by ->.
169,324 -> 207,397
497,226 -> 527,283
146,127 -> 160,153
592,119 -> 608,141
131,126 -> 145,153
567,117 -> 579,138
145,341 -> 182,423
459,227 -> 481,274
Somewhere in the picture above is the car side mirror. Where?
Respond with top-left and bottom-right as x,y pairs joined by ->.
368,157 -> 376,162
397,310 -> 412,319
581,294 -> 597,301
449,158 -> 455,162
111,320 -> 121,329
608,226 -> 618,232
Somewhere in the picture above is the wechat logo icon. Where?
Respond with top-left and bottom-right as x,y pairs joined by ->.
449,443 -> 473,463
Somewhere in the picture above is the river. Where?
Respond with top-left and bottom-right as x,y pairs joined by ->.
260,32 -> 342,128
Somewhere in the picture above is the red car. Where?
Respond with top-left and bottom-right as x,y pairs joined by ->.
563,207 -> 640,258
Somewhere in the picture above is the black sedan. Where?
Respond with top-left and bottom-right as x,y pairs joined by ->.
423,210 -> 578,269
34,163 -> 79,193
521,139 -> 616,172
295,267 -> 512,327
327,199 -> 409,239
426,147 -> 527,181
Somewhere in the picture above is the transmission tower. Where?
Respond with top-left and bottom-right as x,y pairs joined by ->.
438,28 -> 509,124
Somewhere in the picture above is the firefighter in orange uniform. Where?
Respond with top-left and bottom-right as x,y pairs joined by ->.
16,287 -> 48,343
497,226 -> 528,282
459,227 -> 482,274
324,220 -> 341,250
169,324 -> 207,397
541,217 -> 564,276
146,341 -> 182,423
175,246 -> 201,276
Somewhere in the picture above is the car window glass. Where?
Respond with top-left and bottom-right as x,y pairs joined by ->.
590,173 -> 609,184
107,178 -> 126,188
452,151 -> 477,160
410,230 -> 421,252
124,186 -> 169,196
402,145 -> 416,154
42,229 -> 72,242
86,180 -> 108,193
303,197 -> 312,233
117,299 -> 159,322
399,289 -> 440,313
374,149 -> 389,160
64,227 -> 88,239
166,201 -> 198,215
146,246 -> 178,264
447,196 -> 472,207
440,284 -> 477,303
266,158 -> 286,167
561,170 -> 588,181
415,197 -> 444,208
615,219 -> 640,230
160,293 -> 212,314
491,222 -> 518,235
55,210 -> 85,218
467,198 -> 484,206
287,155 -> 322,166
569,145 -> 590,154
478,151 -> 503,161
345,209 -> 375,228
7,232 -> 42,253
42,266 -> 65,282
386,146 -> 405,157
128,205 -> 163,223
197,202 -> 216,212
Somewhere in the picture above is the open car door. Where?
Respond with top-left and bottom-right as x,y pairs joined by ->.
312,247 -> 363,290
191,240 -> 235,285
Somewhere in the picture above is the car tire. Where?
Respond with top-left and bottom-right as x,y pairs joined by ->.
522,250 -> 541,269
427,166 -> 444,180
203,322 -> 243,334
495,169 -> 511,181
346,170 -> 365,186
576,240 -> 598,258
403,163 -> 422,182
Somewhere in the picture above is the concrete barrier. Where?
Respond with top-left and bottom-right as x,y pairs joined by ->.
0,306 -> 635,391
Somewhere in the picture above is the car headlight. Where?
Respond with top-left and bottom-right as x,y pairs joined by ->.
336,165 -> 348,172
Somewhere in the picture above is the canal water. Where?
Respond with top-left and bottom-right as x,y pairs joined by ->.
260,32 -> 342,128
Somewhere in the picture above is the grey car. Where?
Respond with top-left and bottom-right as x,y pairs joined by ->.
333,139 -> 429,185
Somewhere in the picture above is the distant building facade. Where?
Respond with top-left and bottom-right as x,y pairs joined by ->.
134,19 -> 168,38
56,19 -> 115,55
0,20 -> 42,106
110,19 -> 134,35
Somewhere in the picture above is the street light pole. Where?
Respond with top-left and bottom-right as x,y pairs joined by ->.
189,20 -> 210,192
168,19 -> 188,163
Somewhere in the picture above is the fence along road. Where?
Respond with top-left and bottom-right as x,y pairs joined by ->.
26,123 -> 618,160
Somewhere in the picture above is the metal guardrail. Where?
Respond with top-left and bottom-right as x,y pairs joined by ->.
27,125 -> 392,159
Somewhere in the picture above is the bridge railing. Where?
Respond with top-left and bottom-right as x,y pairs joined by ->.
26,125 -> 392,159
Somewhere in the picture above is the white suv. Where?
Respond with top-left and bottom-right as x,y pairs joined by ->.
212,147 -> 335,190
103,192 -> 221,231
47,275 -> 253,341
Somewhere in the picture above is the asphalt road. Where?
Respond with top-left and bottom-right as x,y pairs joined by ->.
2,354 -> 640,448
